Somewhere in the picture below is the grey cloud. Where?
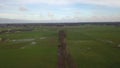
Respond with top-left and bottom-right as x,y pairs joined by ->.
1,0 -> 120,7
0,4 -> 5,8
19,7 -> 28,11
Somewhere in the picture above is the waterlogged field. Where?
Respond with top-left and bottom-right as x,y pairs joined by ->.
0,25 -> 120,68
67,26 -> 120,68
0,27 -> 58,68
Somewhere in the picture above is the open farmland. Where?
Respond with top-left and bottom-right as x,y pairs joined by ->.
67,26 -> 120,68
0,25 -> 120,68
0,27 -> 58,68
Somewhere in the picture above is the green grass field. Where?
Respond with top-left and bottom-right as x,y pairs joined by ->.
0,25 -> 120,68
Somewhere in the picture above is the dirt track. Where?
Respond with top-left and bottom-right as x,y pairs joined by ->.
58,30 -> 77,68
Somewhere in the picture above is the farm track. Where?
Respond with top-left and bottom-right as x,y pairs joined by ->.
58,30 -> 77,68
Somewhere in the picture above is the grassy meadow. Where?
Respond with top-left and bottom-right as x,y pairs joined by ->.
0,27 -> 58,68
0,25 -> 120,68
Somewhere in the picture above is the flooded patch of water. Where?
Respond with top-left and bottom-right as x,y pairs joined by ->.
117,44 -> 120,48
31,41 -> 37,45
40,37 -> 47,40
20,47 -> 25,49
12,38 -> 35,42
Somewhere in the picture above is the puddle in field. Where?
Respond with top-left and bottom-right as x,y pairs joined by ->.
71,40 -> 89,42
101,40 -> 114,44
12,37 -> 47,42
12,38 -> 35,42
20,41 -> 37,49
117,44 -> 120,48
10,37 -> 46,49
31,41 -> 36,45
40,37 -> 47,40
20,47 -> 25,49
95,38 -> 115,44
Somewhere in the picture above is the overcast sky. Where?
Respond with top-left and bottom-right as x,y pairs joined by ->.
0,0 -> 120,23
